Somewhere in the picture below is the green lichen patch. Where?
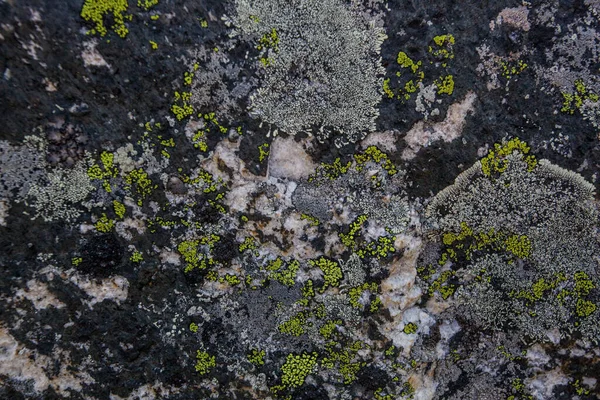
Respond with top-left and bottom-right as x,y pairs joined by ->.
81,0 -> 130,37
310,257 -> 343,293
385,33 -> 457,105
194,350 -> 216,376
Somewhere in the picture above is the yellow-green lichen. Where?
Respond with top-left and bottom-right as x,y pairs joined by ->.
322,341 -> 364,384
223,273 -> 241,286
384,346 -> 396,357
403,322 -> 418,334
88,151 -> 119,193
356,235 -> 395,259
278,312 -> 308,336
239,236 -> 258,253
278,352 -> 318,389
130,251 -> 143,263
348,282 -> 378,308
247,348 -> 265,366
95,213 -> 115,233
310,257 -> 342,292
353,146 -> 398,176
374,388 -> 394,400
177,235 -> 220,273
191,130 -> 208,152
383,78 -> 395,99
429,34 -> 455,63
81,0 -> 130,38
339,215 -> 368,249
113,200 -> 125,219
300,213 -> 319,227
257,28 -> 280,52
397,51 -> 421,74
428,270 -> 456,299
258,143 -> 270,162
202,112 -> 228,134
125,168 -> 155,206
138,0 -> 158,10
267,258 -> 299,287
171,91 -> 194,121
309,158 -> 352,182
434,74 -> 454,95
480,138 -> 537,177
504,234 -> 531,259
576,298 -> 597,317
319,319 -> 341,339
561,79 -> 600,114
298,280 -> 315,306
501,59 -> 527,79
194,350 -> 216,375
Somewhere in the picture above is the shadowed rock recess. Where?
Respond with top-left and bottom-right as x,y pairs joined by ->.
1,0 -> 600,399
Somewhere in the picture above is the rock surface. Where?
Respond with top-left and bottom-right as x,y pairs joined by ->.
0,0 -> 599,399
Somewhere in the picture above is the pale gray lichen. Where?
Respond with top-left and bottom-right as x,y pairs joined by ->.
339,253 -> 366,287
25,160 -> 95,222
187,45 -> 258,122
293,150 -> 410,234
425,140 -> 600,341
0,140 -> 47,199
231,0 -> 386,146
